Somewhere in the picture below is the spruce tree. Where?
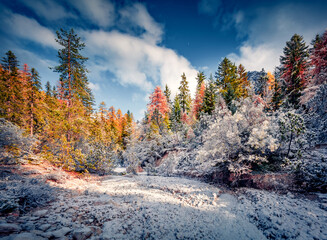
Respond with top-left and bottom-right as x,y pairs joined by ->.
53,28 -> 94,111
2,50 -> 19,75
237,64 -> 250,98
178,73 -> 191,113
46,81 -> 52,97
202,74 -> 216,114
196,71 -> 206,91
215,58 -> 240,112
280,34 -> 309,108
311,29 -> 327,85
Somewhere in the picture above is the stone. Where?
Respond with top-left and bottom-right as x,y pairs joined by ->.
0,223 -> 21,234
33,210 -> 48,217
21,221 -> 35,231
11,232 -> 46,240
45,227 -> 72,239
72,227 -> 93,240
38,223 -> 51,231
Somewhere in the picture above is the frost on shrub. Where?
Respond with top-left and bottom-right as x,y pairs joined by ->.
304,83 -> 327,145
278,110 -> 306,161
1,178 -> 56,214
196,98 -> 279,176
0,118 -> 35,164
123,123 -> 189,174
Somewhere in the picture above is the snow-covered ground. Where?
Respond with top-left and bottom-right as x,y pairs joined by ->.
1,169 -> 327,240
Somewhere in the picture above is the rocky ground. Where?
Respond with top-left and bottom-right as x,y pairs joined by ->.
0,163 -> 326,240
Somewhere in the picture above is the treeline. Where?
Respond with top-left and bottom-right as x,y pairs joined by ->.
127,30 -> 327,190
0,29 -> 134,173
145,32 -> 325,135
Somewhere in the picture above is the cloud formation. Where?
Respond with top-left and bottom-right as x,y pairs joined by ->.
20,0 -> 75,21
226,1 -> 327,71
84,30 -> 197,96
1,11 -> 58,49
70,0 -> 115,27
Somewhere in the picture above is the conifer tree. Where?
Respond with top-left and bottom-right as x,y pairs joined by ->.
196,71 -> 206,91
178,73 -> 191,113
147,86 -> 169,133
280,34 -> 309,108
256,68 -> 268,97
2,50 -> 19,74
0,51 -> 23,124
163,84 -> 172,106
215,58 -> 240,112
192,81 -> 206,119
46,81 -> 52,97
237,64 -> 250,98
311,29 -> 327,85
271,78 -> 283,111
27,68 -> 43,136
53,28 -> 94,111
202,74 -> 216,114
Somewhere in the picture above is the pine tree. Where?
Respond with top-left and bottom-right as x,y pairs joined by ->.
237,64 -> 250,98
147,86 -> 169,134
53,28 -> 94,111
27,68 -> 43,136
192,81 -> 206,119
202,74 -> 216,114
271,78 -> 283,111
172,94 -> 181,123
2,50 -> 19,75
311,29 -> 327,85
163,84 -> 172,106
178,73 -> 191,113
196,71 -> 206,91
256,68 -> 268,97
280,34 -> 309,108
215,58 -> 240,112
0,51 -> 24,124
46,81 -> 52,97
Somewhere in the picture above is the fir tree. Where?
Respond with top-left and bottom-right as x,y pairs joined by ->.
163,84 -> 172,106
147,86 -> 169,134
46,81 -> 52,97
2,50 -> 19,75
280,34 -> 309,108
178,73 -> 191,113
311,29 -> 327,85
215,58 -> 240,112
196,71 -> 206,91
202,74 -> 216,114
237,64 -> 250,98
53,28 -> 94,111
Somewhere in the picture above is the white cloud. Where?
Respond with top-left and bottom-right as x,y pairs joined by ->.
2,12 -> 58,49
83,30 -> 198,96
20,0 -> 75,21
226,2 -> 327,72
89,82 -> 100,91
228,44 -> 280,71
198,0 -> 221,16
70,0 -> 115,28
119,3 -> 163,44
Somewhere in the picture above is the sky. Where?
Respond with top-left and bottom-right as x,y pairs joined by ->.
0,0 -> 326,120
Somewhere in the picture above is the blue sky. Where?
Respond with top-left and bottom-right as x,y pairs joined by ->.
0,0 -> 327,120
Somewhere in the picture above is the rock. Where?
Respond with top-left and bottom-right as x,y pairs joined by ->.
44,227 -> 72,239
37,223 -> 51,231
11,232 -> 46,240
21,221 -> 35,231
72,227 -> 93,240
0,223 -> 21,234
33,210 -> 48,217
